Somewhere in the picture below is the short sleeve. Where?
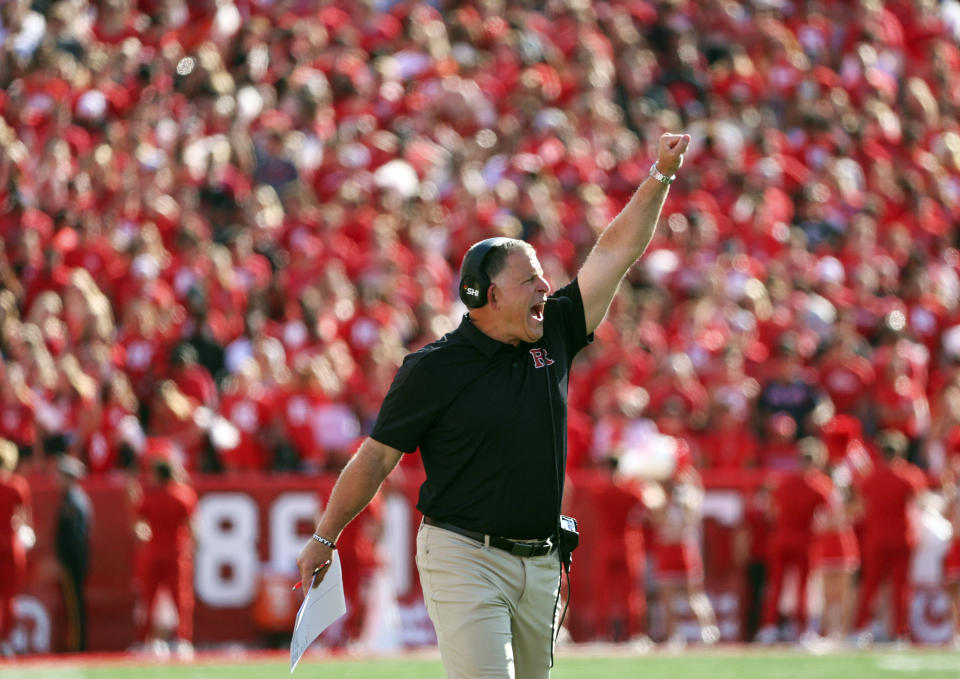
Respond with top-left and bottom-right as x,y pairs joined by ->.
545,278 -> 593,362
370,351 -> 446,453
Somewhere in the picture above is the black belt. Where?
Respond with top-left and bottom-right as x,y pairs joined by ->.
423,517 -> 555,557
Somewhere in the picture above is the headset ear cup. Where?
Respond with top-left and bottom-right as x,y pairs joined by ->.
459,275 -> 487,308
459,237 -> 509,308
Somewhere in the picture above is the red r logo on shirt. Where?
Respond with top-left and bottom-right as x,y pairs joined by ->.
529,348 -> 555,368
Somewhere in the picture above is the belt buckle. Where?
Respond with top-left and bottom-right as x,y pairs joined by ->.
511,539 -> 550,557
512,542 -> 535,557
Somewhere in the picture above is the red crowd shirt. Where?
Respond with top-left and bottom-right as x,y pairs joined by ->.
136,481 -> 197,560
858,459 -> 926,549
0,398 -> 35,448
117,330 -> 166,399
697,423 -> 759,469
817,353 -> 875,414
0,473 -> 30,553
171,364 -> 217,409
85,402 -> 135,474
770,469 -> 832,551
219,388 -> 273,471
276,384 -> 328,465
872,375 -> 929,439
820,414 -> 864,464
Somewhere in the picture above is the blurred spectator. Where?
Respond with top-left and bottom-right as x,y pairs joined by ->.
61,269 -> 114,348
35,354 -> 97,466
901,265 -> 948,359
0,0 -> 956,486
180,285 -> 228,384
758,412 -> 800,472
815,328 -> 875,422
4,0 -> 960,646
129,457 -> 197,658
225,308 -> 286,379
647,470 -> 719,648
115,300 -> 170,407
0,363 -> 35,464
870,329 -> 931,465
646,351 -> 709,434
217,359 -> 272,472
588,367 -> 652,468
654,395 -> 704,469
54,455 -> 92,652
812,465 -> 860,643
0,438 -> 32,657
738,485 -> 771,643
929,354 -> 960,479
853,429 -> 927,645
84,372 -> 140,474
147,381 -> 205,472
697,398 -> 760,470
703,346 -> 760,425
272,356 -> 330,472
253,130 -> 298,193
754,335 -> 833,444
756,437 -> 832,644
566,464 -> 648,644
168,343 -> 217,412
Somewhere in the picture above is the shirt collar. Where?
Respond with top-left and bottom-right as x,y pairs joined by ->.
458,314 -> 513,357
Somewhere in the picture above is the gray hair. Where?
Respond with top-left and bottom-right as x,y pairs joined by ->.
483,239 -> 536,282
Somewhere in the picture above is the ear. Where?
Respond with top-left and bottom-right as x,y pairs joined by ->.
487,283 -> 498,308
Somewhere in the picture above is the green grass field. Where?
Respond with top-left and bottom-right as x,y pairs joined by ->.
4,648 -> 960,679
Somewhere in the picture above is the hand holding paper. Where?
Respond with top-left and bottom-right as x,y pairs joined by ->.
292,560 -> 330,591
290,552 -> 347,673
297,533 -> 336,590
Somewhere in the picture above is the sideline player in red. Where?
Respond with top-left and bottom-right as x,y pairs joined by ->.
0,438 -> 32,656
566,464 -> 649,645
647,467 -> 719,648
757,437 -> 832,643
812,474 -> 860,642
852,429 -> 926,645
129,457 -> 198,657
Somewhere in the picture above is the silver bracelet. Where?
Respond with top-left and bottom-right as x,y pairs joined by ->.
649,162 -> 675,185
312,533 -> 337,549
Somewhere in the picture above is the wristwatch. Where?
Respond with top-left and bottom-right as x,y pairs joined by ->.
649,162 -> 675,185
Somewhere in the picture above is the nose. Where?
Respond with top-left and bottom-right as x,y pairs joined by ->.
537,275 -> 550,294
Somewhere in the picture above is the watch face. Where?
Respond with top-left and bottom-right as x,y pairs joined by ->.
650,164 -> 674,184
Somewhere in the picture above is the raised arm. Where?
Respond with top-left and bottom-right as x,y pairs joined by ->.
578,133 -> 690,334
296,436 -> 403,590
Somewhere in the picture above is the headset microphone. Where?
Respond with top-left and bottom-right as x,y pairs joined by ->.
458,237 -> 512,308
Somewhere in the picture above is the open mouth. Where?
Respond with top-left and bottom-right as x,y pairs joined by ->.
530,302 -> 545,322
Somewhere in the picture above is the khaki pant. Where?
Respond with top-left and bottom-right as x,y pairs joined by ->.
416,522 -> 562,679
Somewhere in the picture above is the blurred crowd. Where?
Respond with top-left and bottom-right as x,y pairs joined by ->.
2,0 -> 960,481
2,0 -> 960,649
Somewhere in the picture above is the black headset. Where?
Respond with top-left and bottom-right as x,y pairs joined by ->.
458,237 -> 512,308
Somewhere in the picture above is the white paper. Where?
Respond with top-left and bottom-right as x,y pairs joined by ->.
290,553 -> 347,673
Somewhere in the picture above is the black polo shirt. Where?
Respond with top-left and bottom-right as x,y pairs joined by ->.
371,279 -> 593,539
